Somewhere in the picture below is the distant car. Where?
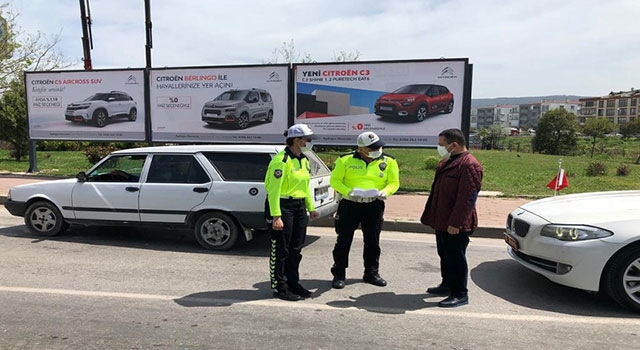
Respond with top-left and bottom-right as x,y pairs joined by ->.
374,84 -> 454,122
504,191 -> 640,312
201,88 -> 274,129
3,145 -> 337,251
65,91 -> 137,128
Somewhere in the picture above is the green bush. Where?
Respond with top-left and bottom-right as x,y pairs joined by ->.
424,156 -> 440,170
83,144 -> 119,165
616,164 -> 631,176
585,162 -> 607,177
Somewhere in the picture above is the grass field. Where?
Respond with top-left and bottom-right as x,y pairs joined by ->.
1,137 -> 639,197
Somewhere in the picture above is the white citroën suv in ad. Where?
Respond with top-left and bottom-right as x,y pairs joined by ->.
4,145 -> 337,250
65,91 -> 138,128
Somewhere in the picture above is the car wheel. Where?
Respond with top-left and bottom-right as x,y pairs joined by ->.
236,112 -> 250,129
445,101 -> 454,114
415,105 -> 428,122
265,110 -> 273,123
602,245 -> 640,312
24,201 -> 68,237
93,109 -> 107,128
194,212 -> 239,251
128,108 -> 137,121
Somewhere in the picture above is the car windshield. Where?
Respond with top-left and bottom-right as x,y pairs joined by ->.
83,93 -> 111,101
215,91 -> 248,101
392,85 -> 433,94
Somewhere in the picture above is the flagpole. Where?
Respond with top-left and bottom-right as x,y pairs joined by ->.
554,159 -> 563,196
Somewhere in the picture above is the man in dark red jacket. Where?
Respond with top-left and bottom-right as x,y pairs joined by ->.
420,128 -> 483,308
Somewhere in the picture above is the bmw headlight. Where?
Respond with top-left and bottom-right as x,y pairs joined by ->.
540,224 -> 613,241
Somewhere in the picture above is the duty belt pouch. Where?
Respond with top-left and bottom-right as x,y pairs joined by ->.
264,198 -> 273,223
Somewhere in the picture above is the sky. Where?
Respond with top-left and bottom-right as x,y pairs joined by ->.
8,0 -> 640,98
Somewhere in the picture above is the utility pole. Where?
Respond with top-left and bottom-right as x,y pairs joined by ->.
145,0 -> 152,69
79,0 -> 93,70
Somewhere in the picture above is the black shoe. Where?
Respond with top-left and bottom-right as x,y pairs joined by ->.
362,273 -> 387,287
426,284 -> 451,296
289,283 -> 312,298
273,287 -> 302,301
332,277 -> 345,289
438,295 -> 468,308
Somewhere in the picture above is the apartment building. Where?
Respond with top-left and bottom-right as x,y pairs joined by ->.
518,100 -> 579,129
578,89 -> 640,130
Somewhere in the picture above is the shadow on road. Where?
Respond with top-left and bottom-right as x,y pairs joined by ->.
0,224 -> 319,257
471,259 -> 637,317
327,292 -> 439,314
174,279 -> 333,307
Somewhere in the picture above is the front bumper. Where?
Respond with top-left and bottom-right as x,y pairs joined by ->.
505,210 -> 622,292
375,104 -> 413,117
4,199 -> 27,217
65,110 -> 90,122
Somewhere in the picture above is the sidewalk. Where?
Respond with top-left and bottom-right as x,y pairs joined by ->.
0,174 -> 529,238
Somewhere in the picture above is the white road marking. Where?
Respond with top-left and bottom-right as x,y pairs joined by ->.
1,285 -> 638,326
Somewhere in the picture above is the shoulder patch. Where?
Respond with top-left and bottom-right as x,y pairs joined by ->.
274,169 -> 283,178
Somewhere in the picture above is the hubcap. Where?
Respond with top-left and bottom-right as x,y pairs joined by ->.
200,218 -> 231,246
29,207 -> 57,232
238,115 -> 249,128
417,107 -> 427,121
97,113 -> 106,126
130,110 -> 137,120
623,258 -> 640,304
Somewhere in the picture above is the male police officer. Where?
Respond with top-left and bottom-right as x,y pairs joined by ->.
330,132 -> 400,289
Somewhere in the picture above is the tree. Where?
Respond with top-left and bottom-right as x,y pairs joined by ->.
0,78 -> 27,159
0,5 -> 71,159
532,109 -> 580,155
265,38 -> 360,64
478,125 -> 504,150
620,118 -> 640,164
582,117 -> 615,157
620,118 -> 640,139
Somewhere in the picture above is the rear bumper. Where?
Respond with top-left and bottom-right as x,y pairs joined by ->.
4,199 -> 27,217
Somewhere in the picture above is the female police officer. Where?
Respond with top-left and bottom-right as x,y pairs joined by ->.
264,124 -> 319,301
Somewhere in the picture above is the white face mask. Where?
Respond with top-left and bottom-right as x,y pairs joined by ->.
437,144 -> 451,158
367,148 -> 383,159
301,141 -> 313,153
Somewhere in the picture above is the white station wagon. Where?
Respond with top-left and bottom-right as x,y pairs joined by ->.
504,190 -> 640,312
4,145 -> 337,250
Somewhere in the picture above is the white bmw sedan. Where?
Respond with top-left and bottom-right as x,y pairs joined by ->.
504,191 -> 640,312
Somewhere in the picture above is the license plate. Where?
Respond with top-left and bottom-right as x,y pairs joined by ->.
314,186 -> 329,201
504,233 -> 519,251
380,106 -> 393,111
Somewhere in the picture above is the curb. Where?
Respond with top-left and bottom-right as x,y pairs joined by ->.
309,217 -> 505,239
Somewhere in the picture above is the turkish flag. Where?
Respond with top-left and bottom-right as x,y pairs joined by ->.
547,168 -> 569,191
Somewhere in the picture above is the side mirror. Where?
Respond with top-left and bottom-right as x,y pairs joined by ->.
76,171 -> 87,182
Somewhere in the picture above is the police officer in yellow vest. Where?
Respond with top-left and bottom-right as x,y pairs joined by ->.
330,132 -> 400,289
265,124 -> 319,301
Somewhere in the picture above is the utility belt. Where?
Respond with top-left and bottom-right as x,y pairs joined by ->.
280,196 -> 305,202
343,197 -> 378,204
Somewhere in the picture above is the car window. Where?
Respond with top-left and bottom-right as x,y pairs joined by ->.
146,155 -> 210,184
246,91 -> 259,103
427,86 -> 439,97
203,152 -> 271,182
260,92 -> 271,102
439,86 -> 449,95
215,91 -> 248,101
304,151 -> 331,178
87,155 -> 147,183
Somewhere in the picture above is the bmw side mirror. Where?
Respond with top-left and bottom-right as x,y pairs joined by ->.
76,171 -> 87,182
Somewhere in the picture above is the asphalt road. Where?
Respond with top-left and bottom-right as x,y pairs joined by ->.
1,208 -> 639,350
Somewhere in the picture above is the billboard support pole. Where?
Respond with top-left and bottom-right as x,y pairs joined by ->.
27,141 -> 38,173
79,0 -> 92,70
144,0 -> 152,145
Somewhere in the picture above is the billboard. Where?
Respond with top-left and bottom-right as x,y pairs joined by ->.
150,65 -> 289,143
294,59 -> 470,147
25,69 -> 146,141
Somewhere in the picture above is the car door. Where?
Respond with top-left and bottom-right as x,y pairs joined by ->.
245,91 -> 262,120
71,154 -> 148,221
138,154 -> 212,223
